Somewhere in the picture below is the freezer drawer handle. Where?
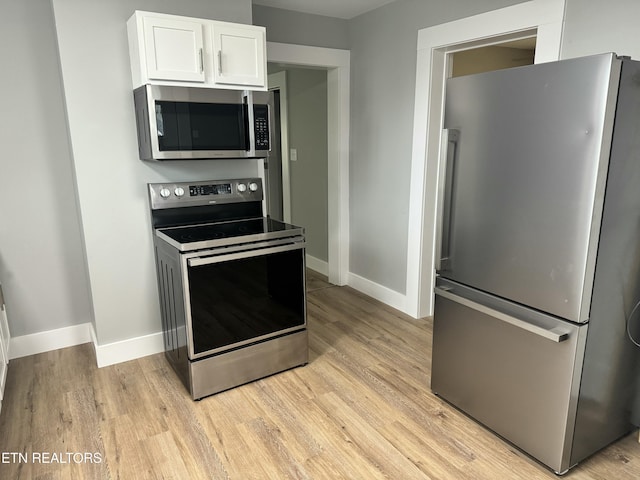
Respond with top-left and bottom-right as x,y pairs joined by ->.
435,287 -> 569,343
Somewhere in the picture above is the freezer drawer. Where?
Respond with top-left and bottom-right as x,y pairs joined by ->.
431,282 -> 587,473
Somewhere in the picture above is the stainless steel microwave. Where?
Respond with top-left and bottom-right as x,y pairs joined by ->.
133,85 -> 272,161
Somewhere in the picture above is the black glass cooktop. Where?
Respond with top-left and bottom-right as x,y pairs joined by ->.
157,217 -> 303,250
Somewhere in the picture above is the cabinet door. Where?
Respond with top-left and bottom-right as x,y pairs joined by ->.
143,16 -> 205,83
212,24 -> 266,88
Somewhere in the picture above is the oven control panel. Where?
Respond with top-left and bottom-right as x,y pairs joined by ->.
149,178 -> 263,210
190,183 -> 232,197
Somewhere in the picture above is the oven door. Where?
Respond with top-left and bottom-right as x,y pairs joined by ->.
182,242 -> 306,359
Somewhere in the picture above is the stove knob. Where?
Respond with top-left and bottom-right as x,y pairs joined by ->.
174,187 -> 185,197
249,182 -> 259,192
237,183 -> 247,193
159,188 -> 171,198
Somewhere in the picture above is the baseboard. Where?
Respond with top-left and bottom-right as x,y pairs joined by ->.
90,325 -> 164,368
7,273 -> 408,367
8,322 -> 164,368
9,322 -> 92,360
347,272 -> 408,314
306,254 -> 329,276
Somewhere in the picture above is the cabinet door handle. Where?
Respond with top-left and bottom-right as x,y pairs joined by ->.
217,50 -> 222,76
199,48 -> 203,73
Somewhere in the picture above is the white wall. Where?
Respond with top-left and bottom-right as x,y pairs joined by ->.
347,0 -> 529,295
253,5 -> 349,50
562,0 -> 640,60
0,0 -> 93,337
50,0 -> 257,347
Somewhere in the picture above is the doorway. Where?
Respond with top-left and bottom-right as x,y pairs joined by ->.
450,39 -> 536,77
266,42 -> 350,286
406,0 -> 566,319
266,72 -> 286,222
267,66 -> 330,276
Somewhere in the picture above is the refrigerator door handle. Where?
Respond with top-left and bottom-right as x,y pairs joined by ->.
434,286 -> 570,343
436,129 -> 459,271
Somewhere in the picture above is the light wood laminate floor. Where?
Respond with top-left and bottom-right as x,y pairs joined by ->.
1,274 -> 640,479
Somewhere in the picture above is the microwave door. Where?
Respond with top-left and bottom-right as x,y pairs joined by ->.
134,85 -> 270,160
155,101 -> 191,152
187,102 -> 248,151
154,101 -> 249,156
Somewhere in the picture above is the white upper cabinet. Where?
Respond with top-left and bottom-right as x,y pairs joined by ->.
142,16 -> 205,83
128,11 -> 267,90
212,23 -> 266,87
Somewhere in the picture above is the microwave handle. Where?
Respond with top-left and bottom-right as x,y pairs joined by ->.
245,91 -> 255,153
269,102 -> 273,152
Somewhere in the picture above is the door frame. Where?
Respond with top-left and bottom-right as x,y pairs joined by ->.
406,0 -> 567,318
266,42 -> 350,286
267,71 -> 291,223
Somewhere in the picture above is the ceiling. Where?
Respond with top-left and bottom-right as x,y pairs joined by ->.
252,0 -> 399,19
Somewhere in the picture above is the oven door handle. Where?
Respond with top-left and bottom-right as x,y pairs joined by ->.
187,242 -> 305,267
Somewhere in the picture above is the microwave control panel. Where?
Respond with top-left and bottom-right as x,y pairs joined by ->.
253,105 -> 270,150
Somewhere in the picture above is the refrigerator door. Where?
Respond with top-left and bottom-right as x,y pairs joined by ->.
441,54 -> 621,322
431,279 -> 588,474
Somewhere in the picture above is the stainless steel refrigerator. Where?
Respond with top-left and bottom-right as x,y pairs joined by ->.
432,53 -> 640,474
